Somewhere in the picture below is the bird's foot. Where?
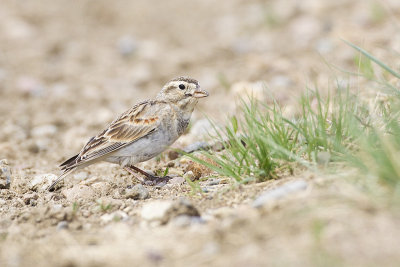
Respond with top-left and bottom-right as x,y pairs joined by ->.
142,175 -> 173,186
124,165 -> 172,186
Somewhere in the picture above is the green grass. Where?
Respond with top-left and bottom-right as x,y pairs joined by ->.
189,41 -> 400,196
187,87 -> 362,182
186,99 -> 299,182
345,42 -> 400,193
97,199 -> 112,212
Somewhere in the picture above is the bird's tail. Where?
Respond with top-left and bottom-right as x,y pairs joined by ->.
48,154 -> 80,191
47,168 -> 75,191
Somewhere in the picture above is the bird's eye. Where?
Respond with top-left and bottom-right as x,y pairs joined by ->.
179,84 -> 185,90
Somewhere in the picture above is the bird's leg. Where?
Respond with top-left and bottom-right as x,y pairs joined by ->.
124,165 -> 172,185
125,165 -> 155,179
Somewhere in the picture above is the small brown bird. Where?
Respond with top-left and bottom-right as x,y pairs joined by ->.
48,77 -> 208,191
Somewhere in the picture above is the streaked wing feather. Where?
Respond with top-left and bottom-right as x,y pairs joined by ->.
81,141 -> 127,161
74,100 -> 161,166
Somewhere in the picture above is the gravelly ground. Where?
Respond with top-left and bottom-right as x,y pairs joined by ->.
1,0 -> 400,266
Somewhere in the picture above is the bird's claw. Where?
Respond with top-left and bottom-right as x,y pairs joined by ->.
142,175 -> 172,186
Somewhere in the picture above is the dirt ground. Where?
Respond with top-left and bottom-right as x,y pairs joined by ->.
1,0 -> 400,266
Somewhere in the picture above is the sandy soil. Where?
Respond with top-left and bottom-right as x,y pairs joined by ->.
1,0 -> 400,266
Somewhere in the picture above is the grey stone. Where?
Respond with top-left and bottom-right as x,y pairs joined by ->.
124,184 -> 149,200
207,178 -> 221,186
0,159 -> 12,189
183,141 -> 210,153
56,221 -> 69,230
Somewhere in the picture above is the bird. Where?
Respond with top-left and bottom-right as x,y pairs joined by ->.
48,77 -> 208,191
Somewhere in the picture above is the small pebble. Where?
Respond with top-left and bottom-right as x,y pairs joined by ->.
183,141 -> 210,153
0,159 -> 12,189
29,173 -> 58,191
168,150 -> 180,160
183,171 -> 195,182
154,182 -> 167,189
141,200 -> 174,223
166,161 -> 175,167
207,178 -> 220,186
101,211 -> 128,223
124,184 -> 149,200
56,221 -> 69,230
202,187 -> 210,193
168,176 -> 185,185
23,193 -> 38,205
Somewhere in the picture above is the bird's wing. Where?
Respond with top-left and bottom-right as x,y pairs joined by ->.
66,100 -> 163,168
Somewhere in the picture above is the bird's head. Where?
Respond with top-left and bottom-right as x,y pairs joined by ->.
157,77 -> 209,105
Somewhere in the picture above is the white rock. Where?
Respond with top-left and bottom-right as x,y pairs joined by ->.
141,200 -> 174,222
101,211 -> 128,223
168,176 -> 185,185
29,173 -> 58,191
253,180 -> 308,208
62,185 -> 97,202
183,171 -> 195,182
52,204 -> 63,212
73,172 -> 88,181
141,199 -> 200,224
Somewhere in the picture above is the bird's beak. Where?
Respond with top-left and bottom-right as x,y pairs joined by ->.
193,88 -> 209,98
